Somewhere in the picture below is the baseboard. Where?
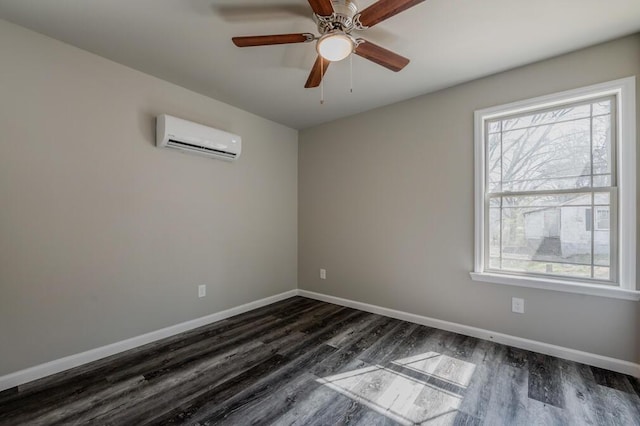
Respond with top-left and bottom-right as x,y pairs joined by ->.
0,289 -> 298,392
297,289 -> 640,378
2,287 -> 637,392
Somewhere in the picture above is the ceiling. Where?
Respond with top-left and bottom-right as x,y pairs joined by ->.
1,1 -> 639,129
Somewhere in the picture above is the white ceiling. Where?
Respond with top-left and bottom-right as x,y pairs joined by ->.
1,0 -> 639,129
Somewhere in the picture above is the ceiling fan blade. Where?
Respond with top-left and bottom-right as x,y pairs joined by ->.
305,56 -> 331,88
307,0 -> 334,16
232,33 -> 314,47
355,40 -> 409,72
357,0 -> 426,27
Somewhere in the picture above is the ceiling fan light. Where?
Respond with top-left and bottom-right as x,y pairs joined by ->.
317,32 -> 354,62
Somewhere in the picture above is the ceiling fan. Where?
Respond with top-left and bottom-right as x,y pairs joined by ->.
231,0 -> 426,88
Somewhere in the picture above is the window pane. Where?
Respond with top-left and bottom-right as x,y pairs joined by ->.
501,259 -> 592,279
502,193 -> 591,208
488,121 -> 501,134
594,206 -> 610,271
502,203 -> 589,266
487,98 -> 615,193
592,115 -> 612,176
594,266 -> 610,280
487,193 -> 617,280
592,175 -> 611,187
596,207 -> 610,230
501,119 -> 591,191
487,133 -> 501,192
489,207 -> 501,258
592,99 -> 611,116
594,193 -> 610,205
502,104 -> 591,132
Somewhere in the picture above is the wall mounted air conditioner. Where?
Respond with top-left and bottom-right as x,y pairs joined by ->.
156,114 -> 241,161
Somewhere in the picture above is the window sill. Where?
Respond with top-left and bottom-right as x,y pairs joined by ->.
470,272 -> 640,301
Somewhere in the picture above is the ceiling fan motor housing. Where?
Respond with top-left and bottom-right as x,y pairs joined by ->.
316,0 -> 360,34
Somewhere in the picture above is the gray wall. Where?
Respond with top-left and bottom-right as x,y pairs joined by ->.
299,34 -> 640,363
0,19 -> 298,375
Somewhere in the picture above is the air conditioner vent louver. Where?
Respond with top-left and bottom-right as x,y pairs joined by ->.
156,114 -> 241,161
167,139 -> 237,159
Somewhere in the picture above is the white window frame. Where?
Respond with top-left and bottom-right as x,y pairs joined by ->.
471,77 -> 639,301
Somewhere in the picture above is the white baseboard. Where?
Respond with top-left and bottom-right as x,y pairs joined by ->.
0,289 -> 298,392
297,289 -> 640,378
2,287 -> 637,393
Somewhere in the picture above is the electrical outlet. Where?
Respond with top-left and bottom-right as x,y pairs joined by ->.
320,269 -> 326,280
198,285 -> 206,298
512,297 -> 524,314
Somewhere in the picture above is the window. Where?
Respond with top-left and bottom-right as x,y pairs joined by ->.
471,77 -> 638,300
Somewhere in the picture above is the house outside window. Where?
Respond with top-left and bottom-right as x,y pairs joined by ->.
595,207 -> 610,231
471,77 -> 638,300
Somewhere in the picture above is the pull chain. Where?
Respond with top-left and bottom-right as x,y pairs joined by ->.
350,54 -> 353,93
320,56 -> 324,105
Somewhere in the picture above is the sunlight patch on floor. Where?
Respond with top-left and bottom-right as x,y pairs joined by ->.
392,352 -> 475,388
317,352 -> 476,425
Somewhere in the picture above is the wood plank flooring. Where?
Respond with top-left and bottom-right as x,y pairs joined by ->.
1,296 -> 639,425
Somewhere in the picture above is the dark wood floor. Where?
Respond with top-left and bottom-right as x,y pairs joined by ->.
1,297 -> 639,425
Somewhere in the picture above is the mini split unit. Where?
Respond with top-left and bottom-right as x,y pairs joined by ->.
156,114 -> 241,161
